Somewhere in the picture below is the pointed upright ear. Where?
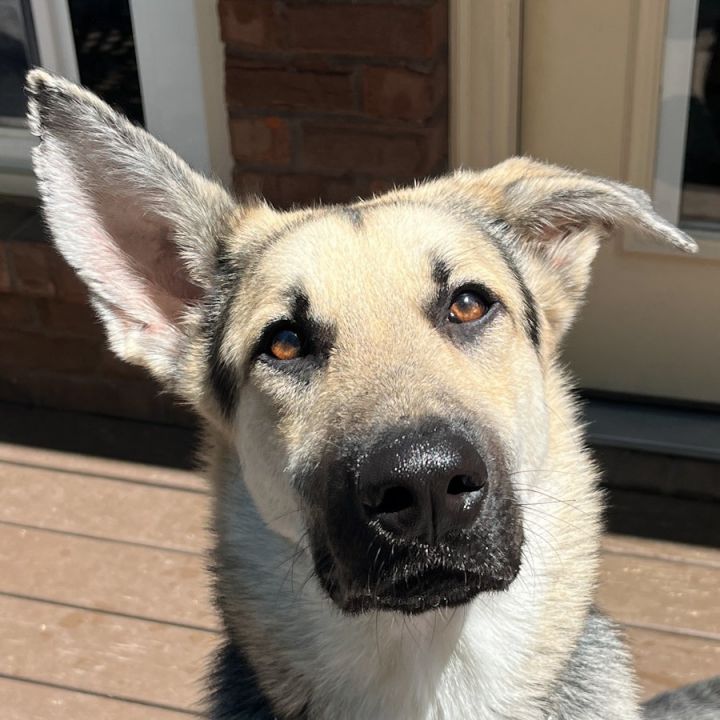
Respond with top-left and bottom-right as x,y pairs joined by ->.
454,157 -> 697,341
26,69 -> 238,383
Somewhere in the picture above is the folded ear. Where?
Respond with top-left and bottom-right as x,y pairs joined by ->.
454,157 -> 697,341
26,69 -> 237,383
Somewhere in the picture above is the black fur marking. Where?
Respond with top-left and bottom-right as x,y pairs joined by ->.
204,217 -> 323,416
208,641 -> 278,719
491,240 -> 541,348
425,258 -> 503,345
431,257 -> 451,294
254,288 -> 337,384
423,257 -> 451,322
206,254 -> 243,417
420,200 -> 541,348
414,200 -> 542,348
341,205 -> 364,228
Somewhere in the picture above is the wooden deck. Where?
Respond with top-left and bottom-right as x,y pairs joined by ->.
0,408 -> 718,718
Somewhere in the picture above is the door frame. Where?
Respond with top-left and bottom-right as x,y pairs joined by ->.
0,0 -> 232,195
449,0 -> 521,169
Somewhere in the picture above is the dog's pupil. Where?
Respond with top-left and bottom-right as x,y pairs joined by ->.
449,292 -> 486,323
270,329 -> 302,360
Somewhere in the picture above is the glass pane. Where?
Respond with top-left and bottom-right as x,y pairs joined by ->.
68,0 -> 144,125
0,0 -> 38,126
682,0 -> 720,224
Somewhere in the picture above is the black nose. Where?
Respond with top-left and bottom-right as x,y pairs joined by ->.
356,427 -> 488,544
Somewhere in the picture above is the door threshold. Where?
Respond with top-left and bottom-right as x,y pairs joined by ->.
583,398 -> 720,462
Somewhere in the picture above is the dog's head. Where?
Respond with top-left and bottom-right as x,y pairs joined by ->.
28,70 -> 696,615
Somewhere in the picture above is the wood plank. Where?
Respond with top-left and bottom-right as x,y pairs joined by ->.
602,533 -> 720,569
0,525 -> 218,630
0,463 -> 208,552
0,677 -> 197,720
0,444 -> 205,492
627,626 -> 720,701
598,552 -> 720,639
0,595 -> 215,712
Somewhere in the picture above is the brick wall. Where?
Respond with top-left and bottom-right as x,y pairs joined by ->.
220,0 -> 449,207
0,201 -> 191,425
0,1 -> 449,425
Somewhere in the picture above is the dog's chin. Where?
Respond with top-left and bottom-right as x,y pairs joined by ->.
326,565 -> 521,616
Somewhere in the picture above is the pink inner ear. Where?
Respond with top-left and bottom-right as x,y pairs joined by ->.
96,196 -> 203,324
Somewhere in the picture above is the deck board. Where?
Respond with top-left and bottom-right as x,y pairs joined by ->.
602,534 -> 720,569
0,524 -> 217,630
598,552 -> 720,639
0,442 -> 205,492
0,436 -> 718,717
0,461 -> 208,552
628,627 -> 720,700
0,677 -> 199,720
0,595 -> 215,713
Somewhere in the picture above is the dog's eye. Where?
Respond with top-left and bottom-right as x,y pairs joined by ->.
269,328 -> 303,361
448,292 -> 487,324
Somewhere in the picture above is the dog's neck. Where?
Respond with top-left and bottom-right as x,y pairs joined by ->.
207,377 -> 611,719
209,468 -> 597,715
212,484 -> 544,719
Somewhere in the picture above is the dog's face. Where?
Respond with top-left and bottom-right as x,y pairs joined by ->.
228,203 -> 538,612
28,71 -> 696,616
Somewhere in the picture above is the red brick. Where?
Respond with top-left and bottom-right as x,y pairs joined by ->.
0,330 -> 103,374
49,254 -> 88,303
234,170 -> 360,208
0,369 -> 187,425
35,298 -> 99,337
7,242 -> 54,297
226,62 -> 356,114
285,2 -> 447,59
299,123 -> 443,177
230,117 -> 292,167
363,64 -> 446,122
0,296 -> 38,330
0,246 -> 11,293
219,0 -> 285,50
98,349 -> 151,381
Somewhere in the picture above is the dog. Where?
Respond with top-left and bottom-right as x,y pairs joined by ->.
26,69 -> 720,719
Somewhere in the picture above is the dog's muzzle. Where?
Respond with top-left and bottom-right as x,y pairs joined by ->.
306,421 -> 524,614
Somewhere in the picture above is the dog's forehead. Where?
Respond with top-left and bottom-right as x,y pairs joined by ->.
249,202 -> 514,310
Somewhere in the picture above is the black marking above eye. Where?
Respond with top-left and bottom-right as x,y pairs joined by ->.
254,289 -> 337,381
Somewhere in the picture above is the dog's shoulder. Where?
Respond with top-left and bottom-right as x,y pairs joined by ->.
546,608 -> 642,720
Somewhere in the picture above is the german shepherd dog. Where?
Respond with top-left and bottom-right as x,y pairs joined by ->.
27,70 -> 720,719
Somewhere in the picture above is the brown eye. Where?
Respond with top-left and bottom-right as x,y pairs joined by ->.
448,292 -> 487,324
269,328 -> 303,360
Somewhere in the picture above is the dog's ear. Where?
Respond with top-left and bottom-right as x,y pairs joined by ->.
454,157 -> 697,341
26,69 -> 238,383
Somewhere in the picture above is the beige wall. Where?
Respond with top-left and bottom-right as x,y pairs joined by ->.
519,0 -> 720,404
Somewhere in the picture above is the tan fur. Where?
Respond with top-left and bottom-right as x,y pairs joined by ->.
27,69 -> 704,720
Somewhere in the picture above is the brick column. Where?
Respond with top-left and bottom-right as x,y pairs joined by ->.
219,0 -> 449,208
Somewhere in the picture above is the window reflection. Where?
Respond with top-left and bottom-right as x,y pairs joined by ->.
682,0 -> 720,223
0,0 -> 38,125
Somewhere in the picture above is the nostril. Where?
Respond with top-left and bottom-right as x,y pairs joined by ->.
447,474 -> 485,495
364,486 -> 415,516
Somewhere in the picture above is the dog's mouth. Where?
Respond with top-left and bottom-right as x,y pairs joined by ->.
339,568 -> 495,615
311,533 -> 523,616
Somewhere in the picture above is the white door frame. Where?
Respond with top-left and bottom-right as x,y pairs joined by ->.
0,0 -> 232,195
449,0 -> 521,169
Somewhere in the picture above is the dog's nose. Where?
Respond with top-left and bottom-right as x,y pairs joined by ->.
356,428 -> 487,544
